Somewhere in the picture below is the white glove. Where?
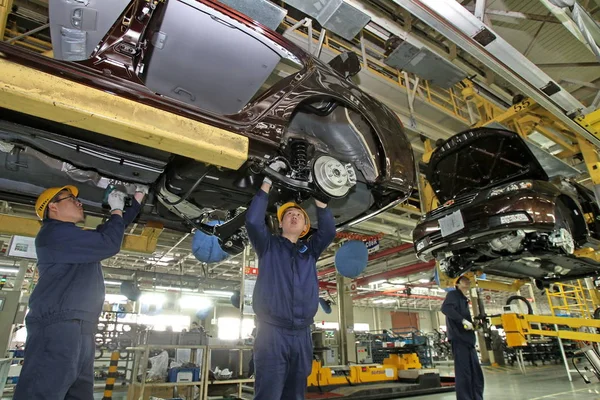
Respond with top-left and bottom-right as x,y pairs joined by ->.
268,160 -> 287,172
264,160 -> 287,185
462,319 -> 474,331
108,190 -> 127,212
134,184 -> 149,195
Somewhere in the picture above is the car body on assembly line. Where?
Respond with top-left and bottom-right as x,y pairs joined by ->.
0,0 -> 415,255
413,128 -> 600,286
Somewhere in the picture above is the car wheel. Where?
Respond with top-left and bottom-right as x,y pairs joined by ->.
551,203 -> 576,255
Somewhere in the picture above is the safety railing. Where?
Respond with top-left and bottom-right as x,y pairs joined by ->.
546,280 -> 599,318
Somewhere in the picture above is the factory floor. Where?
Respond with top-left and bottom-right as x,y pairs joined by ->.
2,364 -> 598,399
418,363 -> 599,400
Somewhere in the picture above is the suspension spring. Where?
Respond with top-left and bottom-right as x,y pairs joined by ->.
291,141 -> 309,179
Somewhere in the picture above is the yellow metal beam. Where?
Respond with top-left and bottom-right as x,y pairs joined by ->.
577,137 -> 600,185
576,109 -> 600,138
0,214 -> 163,254
0,58 -> 248,170
0,0 -> 13,41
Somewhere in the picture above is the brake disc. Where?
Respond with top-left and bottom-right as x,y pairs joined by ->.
312,155 -> 357,198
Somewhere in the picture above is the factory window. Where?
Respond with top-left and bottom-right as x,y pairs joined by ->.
218,317 -> 255,340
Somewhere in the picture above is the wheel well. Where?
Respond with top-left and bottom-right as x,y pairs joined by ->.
557,195 -> 588,242
287,98 -> 382,184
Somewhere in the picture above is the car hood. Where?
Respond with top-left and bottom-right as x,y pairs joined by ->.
427,128 -> 548,203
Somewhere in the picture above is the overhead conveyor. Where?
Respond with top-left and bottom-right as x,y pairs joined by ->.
391,0 -> 600,147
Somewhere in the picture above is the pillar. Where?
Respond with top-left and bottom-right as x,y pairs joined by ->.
336,273 -> 356,364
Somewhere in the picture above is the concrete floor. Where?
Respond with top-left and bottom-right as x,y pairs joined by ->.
3,364 -> 599,399
416,364 -> 600,400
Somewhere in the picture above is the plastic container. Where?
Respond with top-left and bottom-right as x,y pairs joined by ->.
167,367 -> 200,382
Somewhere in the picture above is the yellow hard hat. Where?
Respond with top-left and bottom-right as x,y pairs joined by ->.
277,202 -> 311,237
35,185 -> 79,220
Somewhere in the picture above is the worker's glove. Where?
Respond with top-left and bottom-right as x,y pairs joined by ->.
108,190 -> 127,212
134,184 -> 149,195
263,160 -> 288,185
462,319 -> 474,331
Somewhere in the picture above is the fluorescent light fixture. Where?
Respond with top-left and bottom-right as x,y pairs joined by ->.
369,280 -> 387,286
373,298 -> 396,304
179,295 -> 213,310
389,278 -> 406,285
0,267 -> 19,274
155,286 -> 195,292
204,290 -> 234,298
419,279 -> 430,283
160,256 -> 175,262
105,294 -> 128,303
104,280 -> 122,286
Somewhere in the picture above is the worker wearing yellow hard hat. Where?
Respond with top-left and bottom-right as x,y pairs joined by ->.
34,185 -> 79,220
15,184 -> 149,399
245,160 -> 336,399
277,201 -> 311,238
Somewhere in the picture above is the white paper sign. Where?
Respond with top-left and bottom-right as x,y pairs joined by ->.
8,236 -> 37,259
439,211 -> 464,237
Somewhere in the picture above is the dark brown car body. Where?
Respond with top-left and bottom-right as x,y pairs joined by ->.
0,0 -> 415,253
413,128 -> 600,284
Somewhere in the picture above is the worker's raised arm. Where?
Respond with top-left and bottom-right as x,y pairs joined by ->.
441,290 -> 465,324
308,199 -> 336,257
36,215 -> 127,264
245,187 -> 272,257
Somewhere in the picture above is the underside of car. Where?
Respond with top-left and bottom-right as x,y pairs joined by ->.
0,94 -> 406,254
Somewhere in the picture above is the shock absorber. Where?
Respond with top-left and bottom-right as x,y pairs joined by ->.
290,140 -> 309,180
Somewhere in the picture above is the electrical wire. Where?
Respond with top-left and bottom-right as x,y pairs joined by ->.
161,166 -> 213,206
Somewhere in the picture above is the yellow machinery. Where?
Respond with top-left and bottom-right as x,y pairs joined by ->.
495,312 -> 600,348
307,353 -> 422,387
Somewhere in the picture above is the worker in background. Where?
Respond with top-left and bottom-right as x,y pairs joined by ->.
441,276 -> 484,400
14,184 -> 147,399
246,160 -> 336,400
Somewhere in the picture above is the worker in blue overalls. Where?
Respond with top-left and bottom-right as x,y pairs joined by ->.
246,160 -> 336,400
14,184 -> 147,399
441,275 -> 484,400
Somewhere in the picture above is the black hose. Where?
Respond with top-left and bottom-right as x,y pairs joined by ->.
161,167 -> 213,206
506,295 -> 533,315
573,356 -> 590,384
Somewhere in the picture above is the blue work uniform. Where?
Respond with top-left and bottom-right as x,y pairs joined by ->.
246,190 -> 336,400
441,289 -> 484,400
14,200 -> 141,400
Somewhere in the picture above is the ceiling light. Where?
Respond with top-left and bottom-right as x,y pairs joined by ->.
369,280 -> 387,286
204,290 -> 234,298
0,267 -> 19,274
160,256 -> 175,262
373,298 -> 396,304
419,279 -> 430,283
104,280 -> 122,286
